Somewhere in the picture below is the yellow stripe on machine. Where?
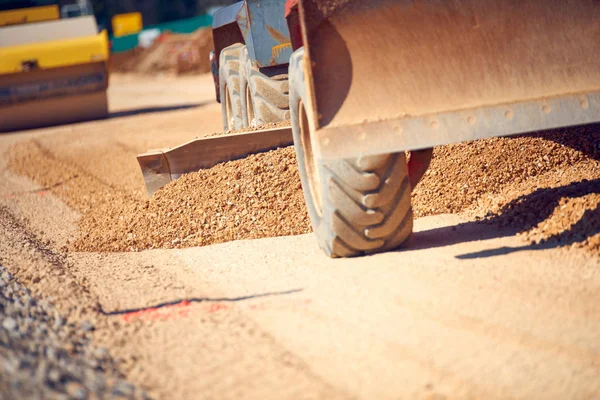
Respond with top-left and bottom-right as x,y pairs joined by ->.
0,30 -> 109,74
0,5 -> 59,27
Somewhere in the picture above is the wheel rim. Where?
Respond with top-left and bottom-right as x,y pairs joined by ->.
245,84 -> 255,127
225,84 -> 234,130
299,100 -> 322,216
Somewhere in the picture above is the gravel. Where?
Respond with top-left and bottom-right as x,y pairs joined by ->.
8,124 -> 600,256
205,120 -> 292,137
0,265 -> 150,399
71,146 -> 311,252
412,125 -> 599,217
412,125 -> 600,254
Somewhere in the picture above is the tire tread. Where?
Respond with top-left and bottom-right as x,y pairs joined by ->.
289,48 -> 414,258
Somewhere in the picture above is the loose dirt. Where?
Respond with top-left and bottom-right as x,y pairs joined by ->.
412,125 -> 599,216
0,264 -> 149,399
111,28 -> 213,76
72,147 -> 310,252
412,125 -> 600,254
7,139 -> 142,214
205,120 -> 292,137
0,204 -> 157,397
2,75 -> 600,400
7,123 -> 600,255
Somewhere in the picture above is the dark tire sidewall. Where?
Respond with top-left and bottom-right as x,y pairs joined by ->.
289,48 -> 333,256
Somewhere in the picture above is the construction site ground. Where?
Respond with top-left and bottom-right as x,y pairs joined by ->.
1,73 -> 599,399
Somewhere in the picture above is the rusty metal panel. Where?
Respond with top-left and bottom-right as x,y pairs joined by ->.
299,0 -> 600,158
244,0 -> 292,68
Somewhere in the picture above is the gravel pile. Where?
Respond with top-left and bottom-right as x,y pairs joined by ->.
412,124 -> 600,254
485,179 -> 600,254
72,147 -> 311,252
0,266 -> 149,399
412,125 -> 599,217
524,190 -> 599,252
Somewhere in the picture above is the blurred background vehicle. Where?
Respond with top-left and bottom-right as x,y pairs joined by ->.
0,0 -> 110,132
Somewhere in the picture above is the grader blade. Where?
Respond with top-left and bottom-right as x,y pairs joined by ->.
298,0 -> 600,159
137,126 -> 293,196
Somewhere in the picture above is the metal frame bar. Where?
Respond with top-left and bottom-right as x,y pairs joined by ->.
315,92 -> 600,159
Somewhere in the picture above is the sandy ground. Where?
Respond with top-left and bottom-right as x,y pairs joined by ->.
1,73 -> 599,399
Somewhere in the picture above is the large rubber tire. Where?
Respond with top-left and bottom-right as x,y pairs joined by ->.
219,43 -> 245,131
239,45 -> 290,128
289,48 -> 414,258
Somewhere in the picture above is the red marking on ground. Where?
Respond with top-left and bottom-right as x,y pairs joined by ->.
248,303 -> 268,310
3,191 -> 48,199
120,298 -> 312,322
121,300 -> 191,323
204,303 -> 229,313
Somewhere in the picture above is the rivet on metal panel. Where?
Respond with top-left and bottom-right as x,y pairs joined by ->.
504,110 -> 514,120
311,61 -> 317,68
430,120 -> 439,129
467,116 -> 476,125
358,132 -> 367,140
542,105 -> 551,114
392,125 -> 403,135
322,137 -> 330,146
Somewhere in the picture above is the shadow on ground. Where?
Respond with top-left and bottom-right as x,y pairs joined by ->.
532,122 -> 600,161
406,179 -> 600,259
109,103 -> 206,119
1,103 -> 208,135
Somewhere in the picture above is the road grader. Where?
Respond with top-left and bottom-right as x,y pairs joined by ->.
138,0 -> 600,257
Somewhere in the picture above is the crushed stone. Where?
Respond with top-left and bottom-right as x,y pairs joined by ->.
412,125 -> 599,216
205,120 -> 292,138
8,124 -> 599,255
412,124 -> 600,255
71,147 -> 310,252
0,265 -> 150,399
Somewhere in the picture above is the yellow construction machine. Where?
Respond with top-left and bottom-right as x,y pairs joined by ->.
0,0 -> 109,132
138,0 -> 600,257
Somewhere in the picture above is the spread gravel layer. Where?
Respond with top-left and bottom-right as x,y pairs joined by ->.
7,125 -> 600,255
0,266 -> 149,399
